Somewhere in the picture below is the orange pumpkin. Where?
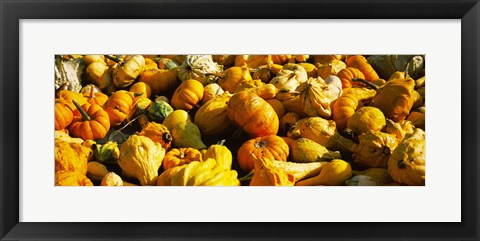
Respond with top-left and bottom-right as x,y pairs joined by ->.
345,55 -> 379,81
68,100 -> 110,141
163,148 -> 203,170
54,99 -> 74,130
237,135 -> 289,172
227,91 -> 279,137
83,87 -> 108,106
265,98 -> 286,119
336,67 -> 365,89
129,82 -> 152,99
171,79 -> 204,111
103,90 -> 136,127
57,90 -> 88,110
332,94 -> 362,131
138,68 -> 178,95
138,121 -> 173,150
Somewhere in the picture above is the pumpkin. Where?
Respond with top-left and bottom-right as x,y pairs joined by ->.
112,55 -> 145,88
129,82 -> 152,99
234,55 -> 270,68
57,89 -> 88,110
138,121 -> 173,150
352,131 -> 399,168
332,94 -> 361,131
201,83 -> 224,105
144,57 -> 158,70
317,59 -> 346,80
55,99 -> 74,130
163,147 -> 203,170
171,79 -> 204,111
218,64 -> 252,93
347,106 -> 386,135
388,129 -> 425,185
345,55 -> 379,81
290,138 -> 341,163
227,91 -> 279,137
336,67 -> 365,89
203,143 -> 233,170
238,83 -> 278,100
269,64 -> 308,92
296,77 -> 342,118
265,98 -> 286,119
84,62 -> 112,89
68,100 -> 110,141
138,68 -> 178,96
103,90 -> 136,127
118,135 -> 166,186
178,55 -> 223,85
237,135 -> 289,172
369,77 -> 416,122
83,87 -> 108,106
279,112 -> 300,135
194,92 -> 236,136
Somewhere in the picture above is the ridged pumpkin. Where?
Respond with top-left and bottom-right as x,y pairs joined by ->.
138,68 -> 178,96
57,90 -> 88,110
237,135 -> 289,172
227,91 -> 279,137
103,90 -> 136,127
332,94 -> 361,131
194,92 -> 236,136
346,55 -> 379,81
171,79 -> 204,111
68,100 -> 110,141
336,67 -> 365,89
163,147 -> 203,170
55,99 -> 74,130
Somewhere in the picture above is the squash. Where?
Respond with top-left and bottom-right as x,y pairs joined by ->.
84,88 -> 108,106
341,87 -> 377,102
269,64 -> 308,92
406,110 -> 425,130
68,100 -> 110,141
55,138 -> 91,174
281,95 -> 306,117
129,82 -> 152,99
162,109 -> 191,131
311,55 -> 343,66
290,138 -> 341,163
249,156 -> 295,186
93,141 -> 120,164
83,55 -> 106,65
347,106 -> 386,135
385,119 -> 415,141
288,117 -> 356,153
171,120 -> 207,149
203,142 -> 233,170
194,92 -> 236,136
118,135 -> 166,186
369,77 -> 416,122
157,57 -> 180,70
239,83 -> 278,99
367,55 -> 425,80
103,90 -> 136,127
237,135 -> 289,172
352,131 -> 399,168
212,55 -> 236,67
138,68 -> 178,95
317,59 -> 346,80
147,99 -> 174,124
388,129 -> 425,185
57,89 -> 88,110
218,64 -> 252,93
86,161 -> 110,181
201,83 -> 224,105
138,121 -> 173,150
55,171 -> 93,186
336,67 -> 365,89
234,55 -> 271,68
265,98 -> 286,119
352,168 -> 393,184
101,172 -> 123,186
279,112 -> 300,135
112,55 -> 145,88
296,77 -> 342,118
171,79 -> 204,111
178,55 -> 223,85
331,94 -> 361,131
295,159 -> 352,186
163,147 -> 203,170
227,91 -> 279,137
55,99 -> 74,130
84,62 -> 113,89
345,55 -> 379,81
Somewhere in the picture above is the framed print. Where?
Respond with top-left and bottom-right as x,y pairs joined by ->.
1,0 -> 479,240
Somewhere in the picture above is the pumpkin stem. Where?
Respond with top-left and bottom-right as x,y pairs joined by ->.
117,115 -> 143,132
89,86 -> 95,98
217,139 -> 226,146
254,140 -> 267,149
351,78 -> 379,90
72,99 -> 91,121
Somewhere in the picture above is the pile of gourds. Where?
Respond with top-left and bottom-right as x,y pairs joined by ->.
54,54 -> 426,186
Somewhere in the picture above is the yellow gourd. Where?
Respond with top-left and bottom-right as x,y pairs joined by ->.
295,159 -> 352,186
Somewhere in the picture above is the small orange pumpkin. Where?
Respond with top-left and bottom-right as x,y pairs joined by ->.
171,79 -> 204,111
138,68 -> 178,96
163,147 -> 203,170
237,135 -> 289,172
336,67 -> 365,89
345,55 -> 379,81
103,90 -> 136,127
332,94 -> 361,131
68,100 -> 110,141
83,87 -> 108,106
129,82 -> 152,99
54,99 -> 74,130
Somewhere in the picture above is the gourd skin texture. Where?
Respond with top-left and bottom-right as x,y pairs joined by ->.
178,55 -> 223,85
290,138 -> 341,163
369,78 -> 416,122
317,59 -> 346,80
55,138 -> 93,186
171,79 -> 204,111
112,55 -> 145,88
163,148 -> 203,170
347,107 -> 386,134
103,90 -> 136,127
237,135 -> 289,173
297,77 -> 341,118
138,69 -> 178,95
194,92 -> 235,136
227,91 -> 279,137
68,102 -> 110,141
203,144 -> 233,170
138,122 -> 173,150
55,99 -> 73,130
352,131 -> 399,168
332,94 -> 360,131
218,64 -> 253,93
250,157 -> 296,186
118,135 -> 166,186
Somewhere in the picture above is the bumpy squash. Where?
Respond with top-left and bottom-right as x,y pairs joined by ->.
385,119 -> 415,141
250,157 -> 295,186
351,131 -> 399,168
55,138 -> 91,174
296,77 -> 342,118
171,79 -> 204,111
388,129 -> 425,186
237,135 -> 289,172
369,78 -> 416,122
178,55 -> 223,85
201,83 -> 224,105
118,135 -> 166,186
163,147 -> 203,170
194,92 -> 236,136
347,107 -> 386,135
218,64 -> 252,93
138,121 -> 173,150
55,171 -> 93,186
290,138 -> 341,163
317,59 -> 346,79
203,143 -> 233,170
269,64 -> 308,92
112,55 -> 145,88
227,91 -> 279,137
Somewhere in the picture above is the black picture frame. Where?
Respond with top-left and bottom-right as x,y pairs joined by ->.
1,0 -> 478,240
